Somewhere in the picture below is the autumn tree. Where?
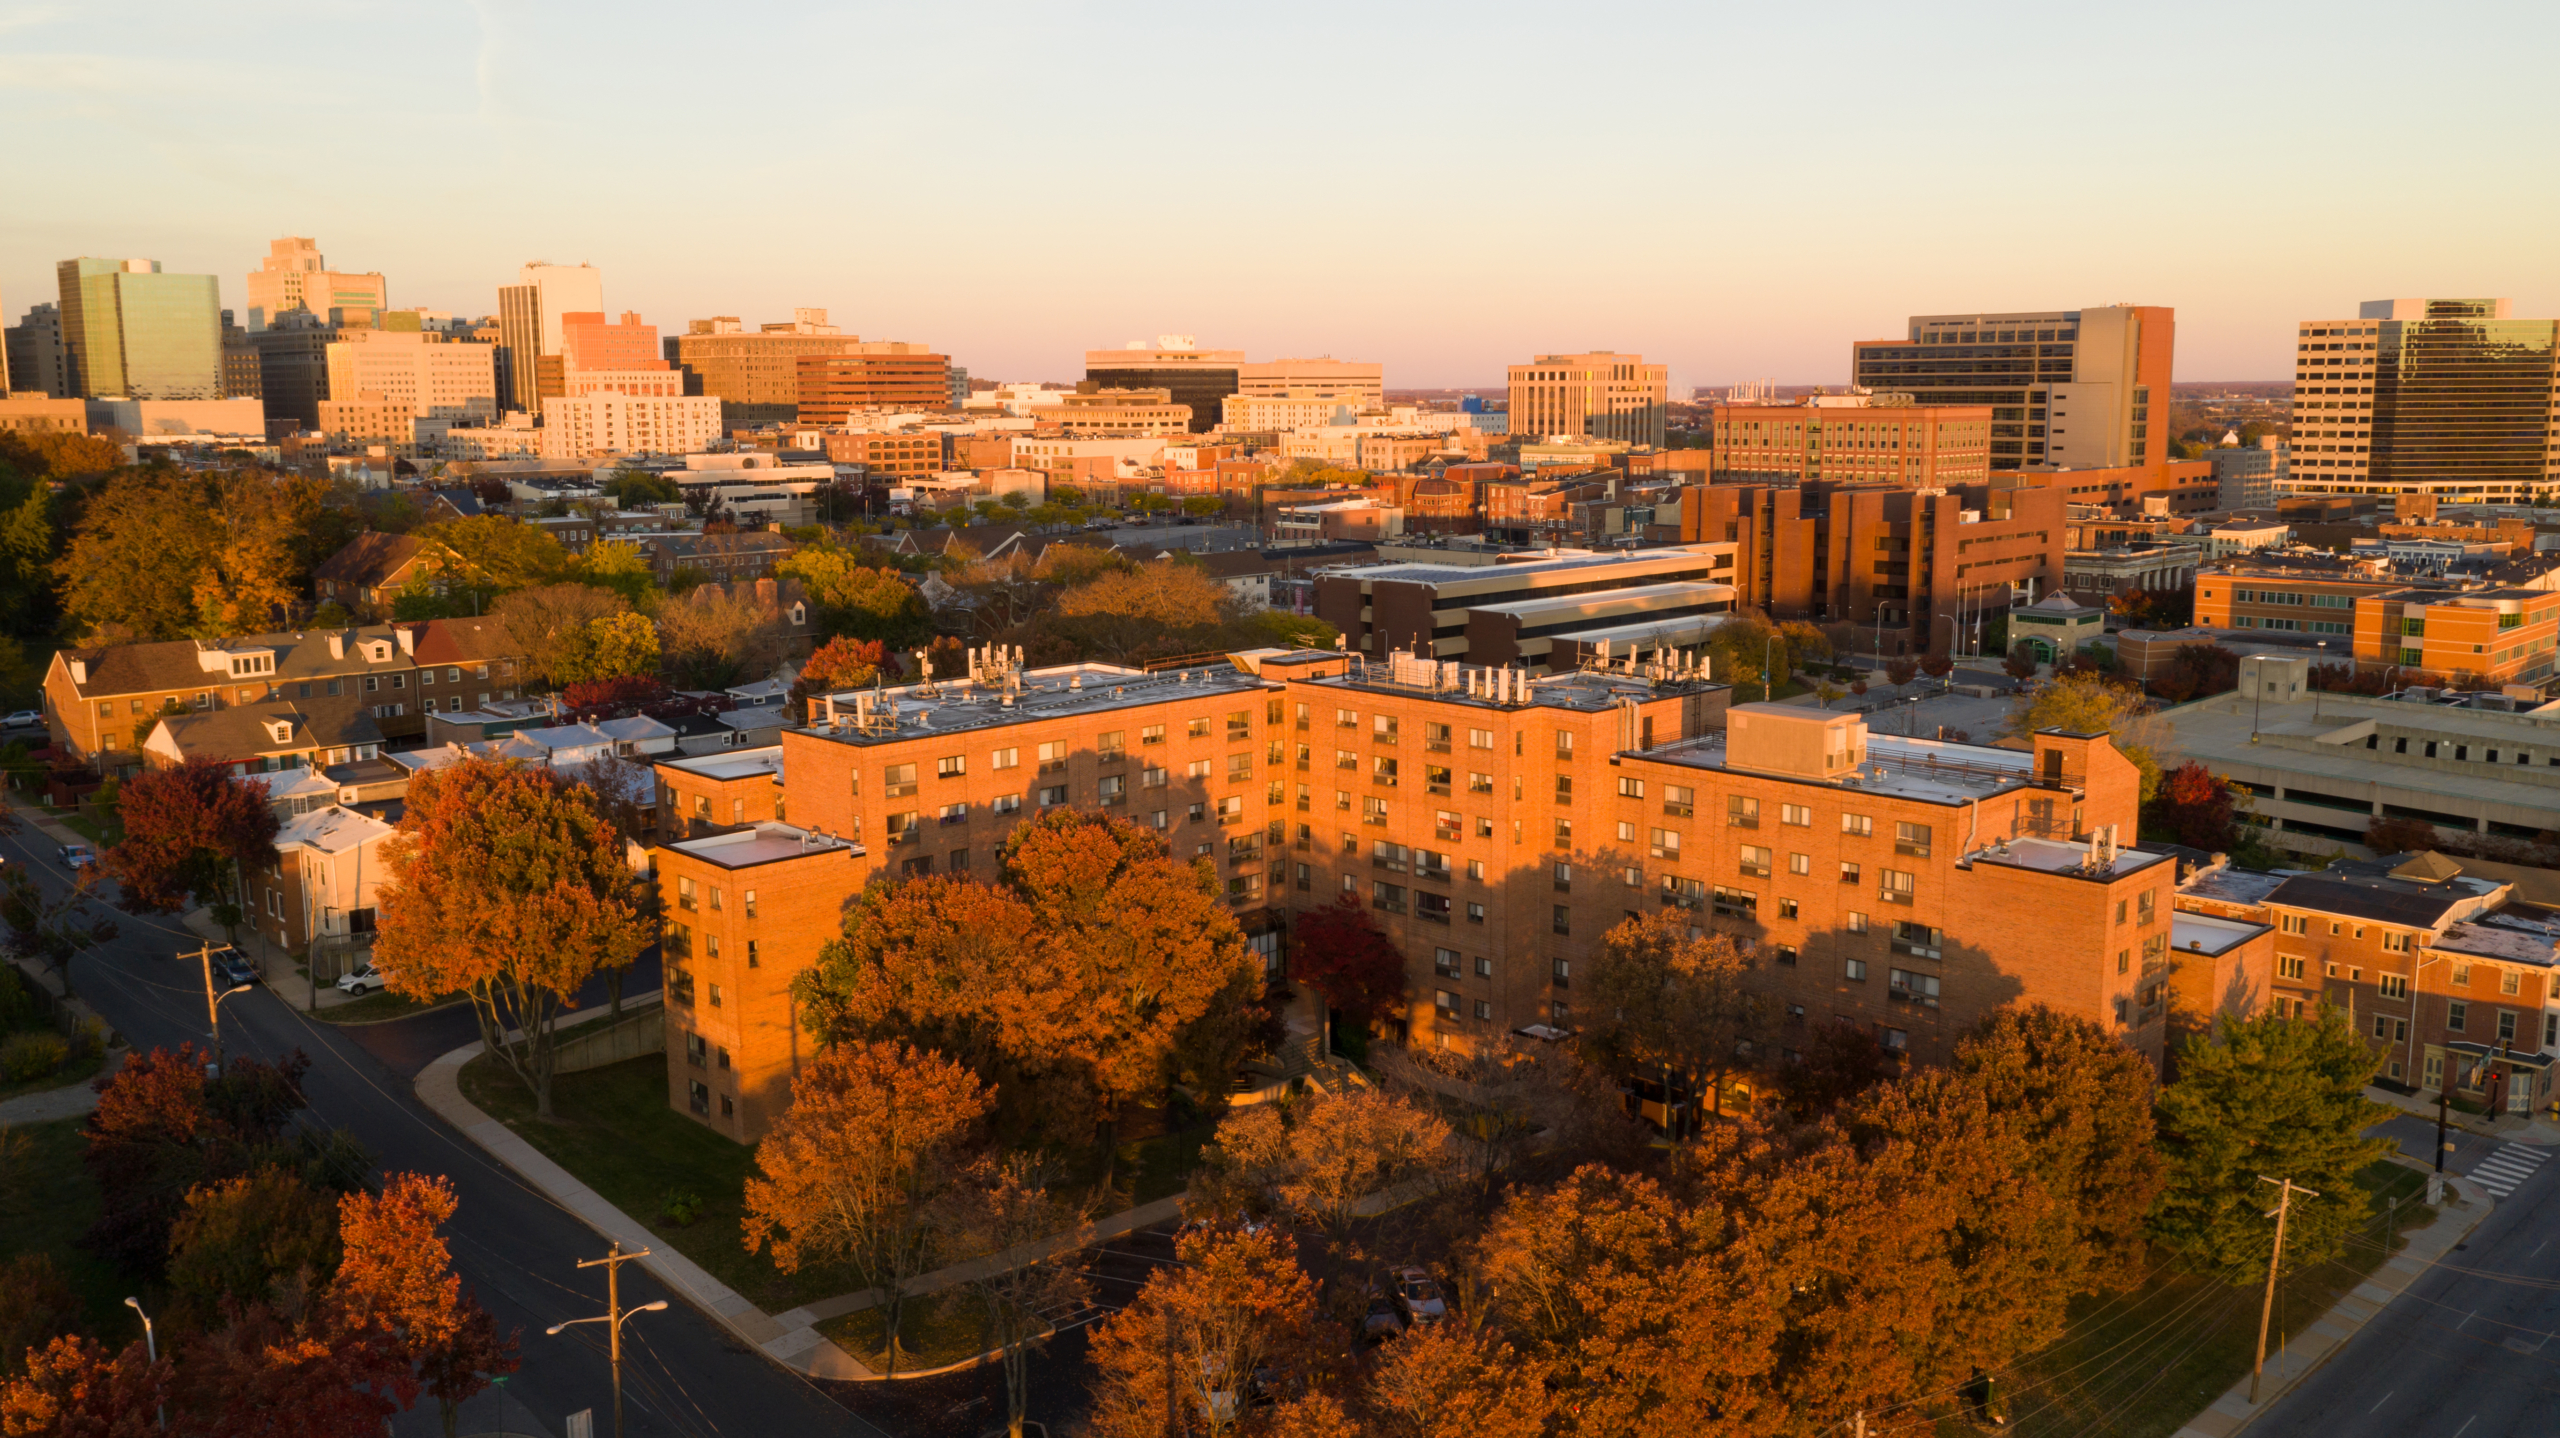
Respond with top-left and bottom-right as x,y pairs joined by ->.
786,636 -> 893,720
558,674 -> 670,715
101,757 -> 279,924
1770,1020 -> 1890,1122
1371,1038 -> 1643,1190
1955,1004 -> 2165,1292
0,866 -> 117,1004
1055,563 -> 1227,660
174,1301 -> 401,1438
776,548 -> 930,647
414,515 -> 569,598
2151,761 -> 2241,851
2004,640 -> 2041,682
56,469 -> 301,642
602,469 -> 681,510
373,757 -> 647,1117
335,1172 -> 519,1438
2364,814 -> 2442,856
0,1335 -> 170,1436
80,1046 -> 335,1279
2152,1007 -> 2389,1284
1362,1319 -> 1548,1438
0,1256 -> 84,1381
1285,893 -> 1408,1035
1581,910 -> 1756,1124
2001,670 -> 2166,801
492,583 -> 630,688
1883,655 -> 1918,697
164,1169 -> 343,1331
1918,648 -> 1954,688
564,611 -> 659,684
742,1041 -> 989,1376
656,587 -> 786,689
937,1157 -> 1090,1438
1198,1088 -> 1455,1244
1084,1228 -> 1337,1438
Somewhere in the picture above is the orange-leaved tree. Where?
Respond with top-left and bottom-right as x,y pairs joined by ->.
373,756 -> 646,1118
336,1173 -> 519,1438
1196,1088 -> 1454,1246
0,1335 -> 170,1436
1580,910 -> 1756,1124
937,1156 -> 1091,1438
741,1040 -> 990,1378
1084,1227 -> 1339,1438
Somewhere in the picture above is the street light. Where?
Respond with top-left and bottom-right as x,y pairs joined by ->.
191,945 -> 255,1074
123,1298 -> 164,1431
549,1243 -> 666,1438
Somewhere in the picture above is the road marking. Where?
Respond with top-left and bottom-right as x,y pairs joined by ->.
2536,1241 -> 2550,1259
2369,1390 -> 2393,1413
2451,1415 -> 2475,1438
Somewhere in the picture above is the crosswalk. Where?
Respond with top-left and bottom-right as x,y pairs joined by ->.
2470,1145 -> 2550,1198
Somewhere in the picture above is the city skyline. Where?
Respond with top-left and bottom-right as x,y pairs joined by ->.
5,1 -> 2553,391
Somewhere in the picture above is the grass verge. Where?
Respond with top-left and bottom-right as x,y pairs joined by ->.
818,1288 -> 993,1375
1955,1160 -> 2432,1438
0,1048 -> 107,1106
307,988 -> 461,1025
0,1116 -> 136,1337
457,1052 -> 861,1313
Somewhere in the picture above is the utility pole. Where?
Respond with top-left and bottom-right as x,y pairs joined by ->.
2437,1084 -> 2452,1174
2250,1175 -> 2319,1404
187,941 -> 243,1074
548,1243 -> 665,1438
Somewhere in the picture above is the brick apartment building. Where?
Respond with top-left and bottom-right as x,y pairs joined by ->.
2178,850 -> 2560,1113
43,619 -> 527,772
649,646 -> 2181,1142
1678,479 -> 2067,654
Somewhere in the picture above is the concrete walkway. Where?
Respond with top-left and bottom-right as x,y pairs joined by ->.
0,1066 -> 113,1125
2169,1164 -> 2495,1438
413,1030 -> 872,1379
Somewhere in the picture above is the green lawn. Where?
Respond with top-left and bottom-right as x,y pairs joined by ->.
0,1048 -> 106,1106
51,813 -> 114,847
457,1053 -> 863,1313
309,988 -> 461,1025
1948,1161 -> 2432,1438
818,1287 -> 994,1374
0,1116 -> 137,1340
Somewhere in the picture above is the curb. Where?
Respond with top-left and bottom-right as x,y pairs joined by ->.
412,1034 -> 873,1380
305,995 -> 473,1028
2168,1170 -> 2495,1438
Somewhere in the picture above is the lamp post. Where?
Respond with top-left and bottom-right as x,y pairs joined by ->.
190,944 -> 254,1074
123,1298 -> 164,1431
548,1244 -> 666,1438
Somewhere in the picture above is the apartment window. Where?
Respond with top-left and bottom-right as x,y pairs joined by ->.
1649,828 -> 1681,860
1038,786 -> 1067,808
2378,973 -> 2408,1000
1424,721 -> 1452,751
2382,931 -> 2412,954
1552,907 -> 1571,936
1711,886 -> 1755,919
1846,910 -> 1869,934
1879,869 -> 1915,904
1373,714 -> 1399,744
1096,730 -> 1125,762
1781,804 -> 1811,827
1660,785 -> 1694,817
1840,861 -> 1862,884
937,754 -> 966,780
1467,902 -> 1485,923
1474,1000 -> 1493,1021
1554,730 -> 1575,760
1191,717 -> 1214,739
885,763 -> 918,799
2448,1001 -> 2467,1033
2279,914 -> 2308,936
1727,795 -> 1760,828
1894,822 -> 1931,858
2503,969 -> 2523,996
1841,813 -> 1873,837
1228,710 -> 1252,740
1469,728 -> 1494,749
2277,954 -> 2305,980
2454,963 -> 2471,986
1618,776 -> 1646,799
1888,969 -> 1940,1008
1230,753 -> 1254,781
1551,861 -> 1571,892
1738,845 -> 1772,878
2500,1010 -> 2519,1044
1039,740 -> 1068,773
1553,774 -> 1572,803
990,747 -> 1018,771
1844,958 -> 1868,982
677,876 -> 696,912
1434,947 -> 1461,979
1373,882 -> 1408,914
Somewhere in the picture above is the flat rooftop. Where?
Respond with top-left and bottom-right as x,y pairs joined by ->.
1464,580 -> 1739,623
1645,729 -> 2048,807
1967,834 -> 2171,881
2171,910 -> 2269,958
659,745 -> 785,782
1330,545 -> 1722,587
809,661 -> 1274,747
667,822 -> 860,870
1313,660 -> 1722,715
2160,689 -> 2560,818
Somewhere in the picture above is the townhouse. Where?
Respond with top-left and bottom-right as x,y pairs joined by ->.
650,643 -> 2185,1141
2179,849 -> 2560,1114
249,804 -> 395,971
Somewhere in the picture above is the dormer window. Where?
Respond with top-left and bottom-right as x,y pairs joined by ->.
789,603 -> 807,626
266,721 -> 295,745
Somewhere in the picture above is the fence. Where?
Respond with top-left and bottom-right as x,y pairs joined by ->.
553,1001 -> 665,1075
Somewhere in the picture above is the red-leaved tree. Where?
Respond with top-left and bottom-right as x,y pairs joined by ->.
2151,761 -> 2238,851
787,635 -> 896,720
560,674 -> 671,716
1287,893 -> 1409,1030
336,1173 -> 519,1438
0,1334 -> 170,1436
101,756 -> 279,920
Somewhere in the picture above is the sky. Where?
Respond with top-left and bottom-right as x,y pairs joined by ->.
3,0 -> 2555,394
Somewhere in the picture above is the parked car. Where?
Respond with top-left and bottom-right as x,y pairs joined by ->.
337,962 -> 383,997
1387,1266 -> 1446,1326
57,843 -> 94,870
1361,1295 -> 1405,1344
0,711 -> 39,730
208,952 -> 258,990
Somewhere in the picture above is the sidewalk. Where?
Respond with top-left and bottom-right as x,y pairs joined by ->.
2365,1081 -> 2560,1147
2169,1164 -> 2495,1438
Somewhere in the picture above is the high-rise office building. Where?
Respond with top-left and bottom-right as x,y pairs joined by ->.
10,303 -> 73,398
1850,305 -> 2174,471
797,344 -> 951,425
244,237 -> 386,331
494,262 -> 603,412
1504,351 -> 1669,448
666,310 -> 865,429
1085,337 -> 1242,434
54,258 -> 222,401
251,311 -> 340,431
325,325 -> 499,426
1708,394 -> 1992,487
1238,357 -> 1384,405
219,310 -> 261,402
2283,299 -> 2559,503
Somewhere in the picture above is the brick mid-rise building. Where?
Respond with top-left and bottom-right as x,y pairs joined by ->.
652,643 -> 2181,1141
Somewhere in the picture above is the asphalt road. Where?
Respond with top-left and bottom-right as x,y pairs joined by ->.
2,819 -> 884,1438
2250,1125 -> 2560,1438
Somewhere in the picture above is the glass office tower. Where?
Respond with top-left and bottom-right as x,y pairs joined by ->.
2369,299 -> 2559,500
54,258 -> 222,400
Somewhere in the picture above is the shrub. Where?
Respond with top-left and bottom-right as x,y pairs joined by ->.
0,1031 -> 67,1084
659,1188 -> 704,1228
0,968 -> 36,1032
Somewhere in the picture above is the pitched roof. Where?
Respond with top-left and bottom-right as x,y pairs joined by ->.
273,804 -> 395,856
151,694 -> 384,762
57,626 -> 420,699
410,618 -> 518,665
313,533 -> 427,589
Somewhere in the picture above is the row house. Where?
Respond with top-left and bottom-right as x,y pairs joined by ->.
44,618 -> 527,773
641,531 -> 797,585
2179,849 -> 2560,1114
250,804 -> 395,968
650,643 -> 2193,1143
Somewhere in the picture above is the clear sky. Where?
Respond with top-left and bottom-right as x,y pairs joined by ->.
4,0 -> 2554,394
